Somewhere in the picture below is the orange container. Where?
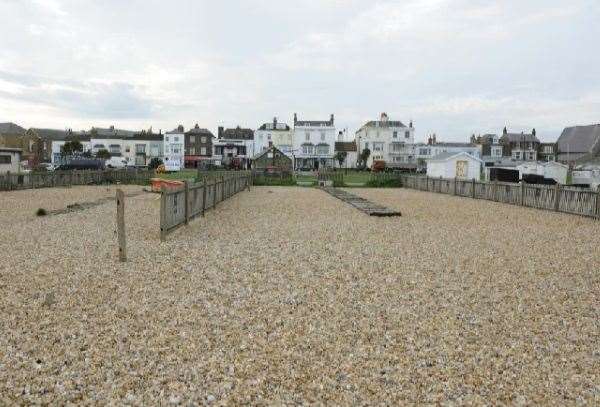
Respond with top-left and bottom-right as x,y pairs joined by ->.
150,178 -> 184,192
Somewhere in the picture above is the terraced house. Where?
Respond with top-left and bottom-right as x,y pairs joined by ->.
254,117 -> 293,157
184,124 -> 214,168
293,113 -> 336,170
499,127 -> 540,161
354,113 -> 415,169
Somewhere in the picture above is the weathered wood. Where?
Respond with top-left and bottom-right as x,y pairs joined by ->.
596,186 -> 600,219
202,178 -> 207,217
554,183 -> 561,212
160,185 -> 167,242
116,189 -> 127,262
184,180 -> 190,224
322,187 -> 401,217
471,179 -> 476,199
520,181 -> 525,206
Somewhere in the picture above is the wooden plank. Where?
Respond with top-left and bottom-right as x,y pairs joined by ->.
554,183 -> 561,212
184,180 -> 190,225
202,178 -> 206,217
116,189 -> 127,262
160,185 -> 167,242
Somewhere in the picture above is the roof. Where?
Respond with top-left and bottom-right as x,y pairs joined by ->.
91,127 -> 137,137
294,114 -> 334,128
221,127 -> 254,140
30,128 -> 77,140
360,120 -> 406,129
0,147 -> 22,153
502,132 -> 540,143
428,151 -> 483,162
557,124 -> 600,154
257,122 -> 291,131
434,142 -> 479,148
334,141 -> 357,152
252,145 -> 290,160
0,122 -> 26,135
186,124 -> 214,136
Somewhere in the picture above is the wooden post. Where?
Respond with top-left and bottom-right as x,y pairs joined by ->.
160,186 -> 167,242
184,180 -> 190,225
202,177 -> 207,217
116,189 -> 127,262
492,180 -> 498,201
471,178 -> 476,199
596,185 -> 600,219
453,178 -> 457,196
554,183 -> 561,211
520,181 -> 525,206
212,178 -> 216,208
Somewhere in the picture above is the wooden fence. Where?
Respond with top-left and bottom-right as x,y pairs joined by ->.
399,175 -> 600,219
0,169 -> 153,191
160,172 -> 252,241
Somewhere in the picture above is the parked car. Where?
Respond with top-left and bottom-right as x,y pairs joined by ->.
105,157 -> 128,169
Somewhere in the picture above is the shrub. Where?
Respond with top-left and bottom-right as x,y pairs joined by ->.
36,208 -> 48,216
148,157 -> 163,170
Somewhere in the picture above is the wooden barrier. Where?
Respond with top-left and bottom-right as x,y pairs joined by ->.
0,169 -> 153,191
160,172 -> 251,241
399,175 -> 600,219
116,189 -> 127,262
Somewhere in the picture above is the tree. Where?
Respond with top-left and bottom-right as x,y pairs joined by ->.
334,151 -> 347,167
61,140 -> 83,156
148,157 -> 163,169
359,147 -> 371,169
96,149 -> 111,160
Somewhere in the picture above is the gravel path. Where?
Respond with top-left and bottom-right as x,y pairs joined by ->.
0,186 -> 599,405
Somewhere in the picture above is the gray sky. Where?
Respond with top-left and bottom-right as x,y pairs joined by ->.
1,0 -> 599,142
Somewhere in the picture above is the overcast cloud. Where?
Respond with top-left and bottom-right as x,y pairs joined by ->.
1,0 -> 599,141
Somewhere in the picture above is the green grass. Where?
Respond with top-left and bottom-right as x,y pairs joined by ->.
154,169 -> 198,181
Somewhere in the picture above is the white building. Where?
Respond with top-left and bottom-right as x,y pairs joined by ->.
333,141 -> 358,169
51,138 -> 92,165
164,125 -> 185,171
355,113 -> 415,169
427,151 -> 483,180
0,147 -> 22,173
213,126 -> 254,169
254,118 -> 293,157
516,161 -> 569,184
416,136 -> 482,170
293,113 -> 337,170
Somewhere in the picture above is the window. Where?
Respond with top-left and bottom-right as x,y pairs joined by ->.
393,131 -> 398,138
93,144 -> 105,150
514,152 -> 521,160
405,131 -> 410,139
189,147 -> 196,155
173,148 -> 180,154
373,142 -> 384,152
305,131 -> 310,141
201,136 -> 207,144
200,147 -> 207,155
544,145 -> 553,153
174,136 -> 179,142
419,148 -> 430,155
316,144 -> 329,155
189,135 -> 195,143
0,155 -> 11,164
364,142 -> 369,149
320,132 -> 326,141
391,143 -> 404,152
165,136 -> 169,142
302,144 -> 314,154
109,144 -> 121,154
135,144 -> 146,154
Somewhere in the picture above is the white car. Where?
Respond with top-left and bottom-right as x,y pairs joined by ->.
105,157 -> 128,169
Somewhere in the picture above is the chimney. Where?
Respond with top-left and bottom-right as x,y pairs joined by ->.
532,128 -> 536,137
503,126 -> 508,136
109,125 -> 115,132
195,123 -> 199,129
268,140 -> 273,148
409,120 -> 413,128
427,135 -> 432,145
380,112 -> 388,122
293,113 -> 297,125
218,126 -> 224,138
330,114 -> 334,124
177,124 -> 184,133
273,117 -> 277,126
432,134 -> 437,144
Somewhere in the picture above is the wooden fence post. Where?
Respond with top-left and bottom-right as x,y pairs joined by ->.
453,178 -> 457,196
184,180 -> 190,225
202,177 -> 207,217
520,181 -> 525,206
596,185 -> 600,219
471,178 -> 476,199
116,189 -> 127,262
492,180 -> 498,201
553,183 -> 561,212
160,186 -> 167,242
